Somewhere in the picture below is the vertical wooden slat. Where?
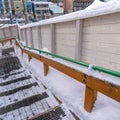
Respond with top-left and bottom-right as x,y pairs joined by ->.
28,55 -> 32,62
75,20 -> 83,60
30,28 -> 34,47
9,26 -> 13,37
20,29 -> 24,41
84,86 -> 97,112
2,41 -> 4,46
51,24 -> 56,53
24,29 -> 28,46
10,39 -> 12,45
3,28 -> 6,38
37,26 -> 42,49
43,63 -> 49,76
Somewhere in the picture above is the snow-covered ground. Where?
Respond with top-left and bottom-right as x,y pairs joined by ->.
15,44 -> 120,120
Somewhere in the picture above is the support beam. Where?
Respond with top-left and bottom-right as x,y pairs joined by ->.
9,26 -> 13,38
43,63 -> 49,76
51,24 -> 56,53
10,39 -> 12,45
17,25 -> 21,40
84,86 -> 97,112
21,30 -> 24,41
30,28 -> 34,47
24,29 -> 28,46
3,28 -> 6,38
75,20 -> 83,60
37,26 -> 42,49
2,41 -> 4,46
28,55 -> 32,62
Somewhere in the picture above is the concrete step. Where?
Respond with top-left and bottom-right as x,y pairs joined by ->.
0,90 -> 59,120
0,56 -> 22,76
2,47 -> 15,56
29,104 -> 75,120
0,92 -> 49,115
0,75 -> 31,86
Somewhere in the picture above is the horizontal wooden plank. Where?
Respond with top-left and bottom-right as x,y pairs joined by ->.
86,76 -> 120,102
22,49 -> 41,61
0,38 -> 15,42
41,56 -> 85,83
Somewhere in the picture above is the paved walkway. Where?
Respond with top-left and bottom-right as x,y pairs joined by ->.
0,47 -> 75,120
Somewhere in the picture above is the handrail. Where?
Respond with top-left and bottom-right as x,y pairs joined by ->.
15,38 -> 120,78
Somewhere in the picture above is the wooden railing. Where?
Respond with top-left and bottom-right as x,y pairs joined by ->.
0,38 -> 120,112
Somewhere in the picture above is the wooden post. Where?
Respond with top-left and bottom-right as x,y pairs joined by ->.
9,26 -> 13,38
2,41 -> 4,46
75,20 -> 83,60
51,24 -> 56,53
3,28 -> 6,38
24,29 -> 28,46
28,55 -> 32,62
10,39 -> 12,45
37,26 -> 42,49
84,86 -> 97,112
30,28 -> 34,47
21,49 -> 23,56
43,63 -> 49,76
21,29 -> 24,41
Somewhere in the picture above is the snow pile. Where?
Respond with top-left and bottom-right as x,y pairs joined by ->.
20,0 -> 120,29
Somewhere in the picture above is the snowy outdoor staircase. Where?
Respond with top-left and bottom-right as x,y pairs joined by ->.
0,47 -> 76,120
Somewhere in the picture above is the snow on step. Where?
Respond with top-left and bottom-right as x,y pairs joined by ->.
0,78 -> 37,93
0,75 -> 31,86
0,85 -> 44,107
0,56 -> 22,76
0,90 -> 60,120
0,70 -> 30,84
2,47 -> 15,56
29,104 -> 75,120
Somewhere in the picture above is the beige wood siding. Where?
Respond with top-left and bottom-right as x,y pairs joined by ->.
41,25 -> 51,51
56,21 -> 76,59
82,12 -> 120,71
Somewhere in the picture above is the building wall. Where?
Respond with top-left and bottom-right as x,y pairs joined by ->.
64,0 -> 94,12
64,0 -> 73,12
82,12 -> 120,71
